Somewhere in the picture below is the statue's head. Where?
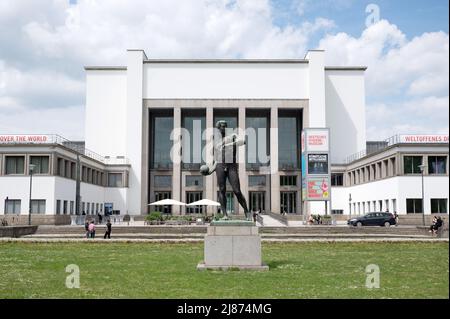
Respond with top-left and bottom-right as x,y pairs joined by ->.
215,120 -> 227,134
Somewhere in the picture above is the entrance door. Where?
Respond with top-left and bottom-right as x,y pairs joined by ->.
280,191 -> 297,214
217,191 -> 235,215
154,192 -> 172,214
249,192 -> 265,213
186,191 -> 203,214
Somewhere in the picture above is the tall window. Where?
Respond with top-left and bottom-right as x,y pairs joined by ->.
5,156 -> 25,174
30,156 -> 49,174
428,156 -> 447,174
331,173 -> 344,186
182,114 -> 206,170
5,199 -> 21,214
406,198 -> 423,214
431,199 -> 448,214
108,173 -> 123,187
403,156 -> 422,174
278,116 -> 299,170
152,116 -> 174,169
31,200 -> 46,214
246,115 -> 269,169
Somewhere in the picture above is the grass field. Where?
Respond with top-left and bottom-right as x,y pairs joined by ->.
0,242 -> 448,299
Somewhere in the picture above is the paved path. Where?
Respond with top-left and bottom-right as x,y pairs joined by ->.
2,237 -> 447,243
260,215 -> 286,227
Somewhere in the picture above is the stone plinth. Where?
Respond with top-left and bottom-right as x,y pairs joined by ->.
197,221 -> 268,271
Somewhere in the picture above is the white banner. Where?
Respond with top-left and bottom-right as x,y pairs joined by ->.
399,134 -> 449,144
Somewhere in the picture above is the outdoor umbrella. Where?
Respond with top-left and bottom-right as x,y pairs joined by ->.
148,199 -> 186,206
186,199 -> 220,206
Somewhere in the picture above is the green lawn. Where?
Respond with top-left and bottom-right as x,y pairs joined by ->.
0,242 -> 448,299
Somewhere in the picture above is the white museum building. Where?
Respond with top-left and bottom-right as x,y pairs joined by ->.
0,49 -> 448,224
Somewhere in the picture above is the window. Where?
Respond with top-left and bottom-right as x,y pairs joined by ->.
428,156 -> 447,174
63,200 -> 68,215
152,116 -> 174,169
404,156 -> 422,174
249,192 -> 265,213
154,192 -> 172,214
406,198 -> 423,214
5,156 -> 25,174
31,200 -> 46,214
86,203 -> 90,215
182,114 -> 206,170
331,173 -> 344,186
56,200 -> 61,215
431,199 -> 447,214
70,201 -> 74,215
186,192 -> 203,214
71,163 -> 76,180
246,116 -> 269,169
280,175 -> 297,186
280,191 -> 297,214
30,156 -> 49,174
332,209 -> 343,215
108,173 -> 123,187
154,175 -> 172,188
248,175 -> 266,187
57,158 -> 65,176
5,199 -> 21,214
186,175 -> 203,187
278,116 -> 299,170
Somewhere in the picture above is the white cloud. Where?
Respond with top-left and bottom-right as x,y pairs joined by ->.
319,20 -> 449,140
0,0 -> 448,143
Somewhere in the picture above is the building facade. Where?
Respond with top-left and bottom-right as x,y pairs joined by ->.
0,49 -> 448,220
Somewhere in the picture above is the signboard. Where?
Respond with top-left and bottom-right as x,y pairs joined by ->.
308,154 -> 328,175
304,129 -> 329,152
0,134 -> 53,144
306,177 -> 330,201
301,128 -> 331,202
399,134 -> 449,144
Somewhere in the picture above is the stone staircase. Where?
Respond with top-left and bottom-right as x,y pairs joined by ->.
21,224 -> 442,240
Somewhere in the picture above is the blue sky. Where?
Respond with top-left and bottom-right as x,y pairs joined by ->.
271,0 -> 449,38
0,0 -> 448,142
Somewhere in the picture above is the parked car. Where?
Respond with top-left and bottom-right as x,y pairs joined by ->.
348,212 -> 397,227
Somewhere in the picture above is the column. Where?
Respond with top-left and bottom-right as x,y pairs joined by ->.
205,107 -> 214,214
238,107 -> 248,215
126,49 -> 146,215
172,107 -> 182,215
270,107 -> 280,214
304,50 -> 326,128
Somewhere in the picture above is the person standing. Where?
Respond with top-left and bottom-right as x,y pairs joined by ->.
104,219 -> 112,239
393,211 -> 399,226
88,221 -> 96,239
84,220 -> 90,239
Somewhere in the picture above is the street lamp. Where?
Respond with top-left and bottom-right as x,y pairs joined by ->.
418,163 -> 427,226
349,193 -> 352,217
28,164 -> 36,226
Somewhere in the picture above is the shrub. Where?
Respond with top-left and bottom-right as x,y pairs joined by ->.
146,212 -> 163,222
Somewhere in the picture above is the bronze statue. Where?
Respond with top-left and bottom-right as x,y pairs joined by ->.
200,120 -> 250,220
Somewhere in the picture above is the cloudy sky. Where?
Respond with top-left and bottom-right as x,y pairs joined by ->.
0,0 -> 448,141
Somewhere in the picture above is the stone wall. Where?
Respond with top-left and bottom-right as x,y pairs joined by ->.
0,225 -> 38,237
0,215 -> 71,226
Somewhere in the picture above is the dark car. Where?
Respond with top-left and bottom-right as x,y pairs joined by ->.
348,212 -> 397,227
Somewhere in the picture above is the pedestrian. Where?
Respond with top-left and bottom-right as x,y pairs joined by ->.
104,219 -> 112,239
88,221 -> 96,238
317,214 -> 322,225
393,211 -> 399,226
98,213 -> 103,224
84,220 -> 90,238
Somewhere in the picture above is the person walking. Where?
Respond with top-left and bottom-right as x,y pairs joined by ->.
104,219 -> 112,239
393,211 -> 399,226
88,221 -> 96,239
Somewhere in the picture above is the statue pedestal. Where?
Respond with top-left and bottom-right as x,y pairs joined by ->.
197,221 -> 269,271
